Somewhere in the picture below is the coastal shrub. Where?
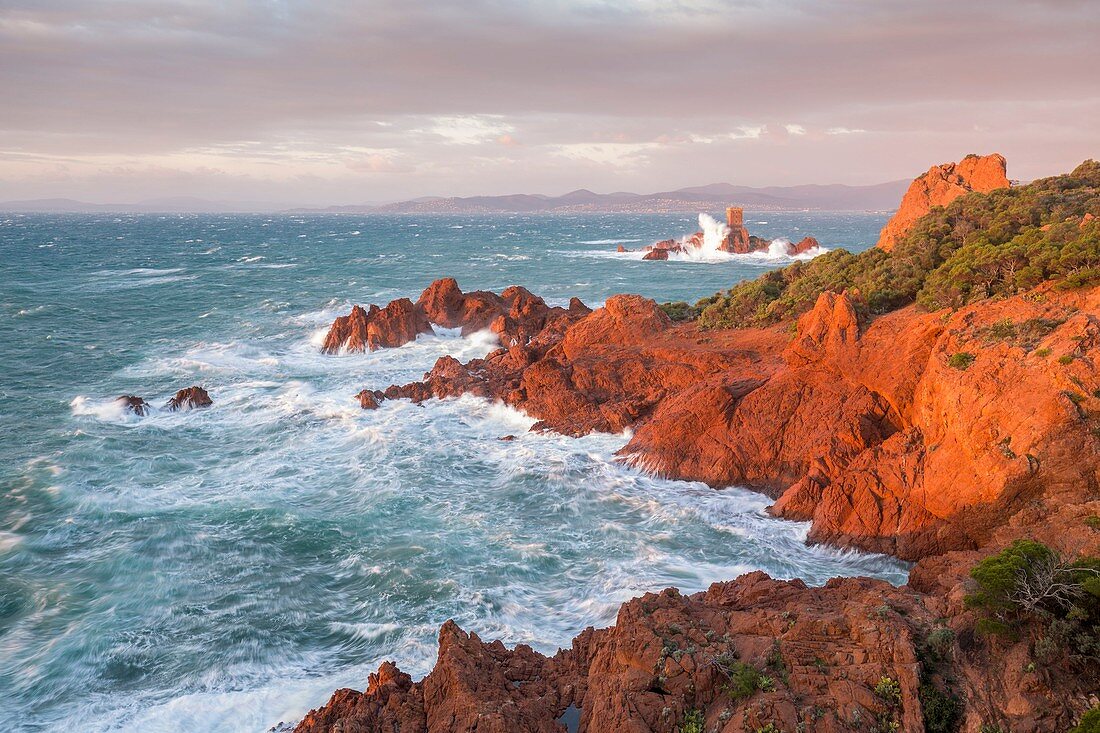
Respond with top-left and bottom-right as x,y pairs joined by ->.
717,659 -> 772,701
924,627 -> 956,663
919,682 -> 961,733
965,540 -> 1100,665
659,301 -> 701,322
696,160 -> 1100,329
1070,706 -> 1100,733
873,676 -> 902,706
948,352 -> 976,370
1035,347 -> 1052,357
677,708 -> 705,733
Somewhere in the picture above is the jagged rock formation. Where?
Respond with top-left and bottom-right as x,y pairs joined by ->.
165,386 -> 212,411
116,395 -> 150,416
321,300 -> 433,353
381,291 -> 782,436
321,279 -> 591,355
876,154 -> 1009,251
295,556 -> 1100,733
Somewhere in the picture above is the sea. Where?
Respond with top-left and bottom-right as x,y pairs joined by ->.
0,211 -> 908,732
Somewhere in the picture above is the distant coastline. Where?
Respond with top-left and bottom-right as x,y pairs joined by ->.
0,179 -> 909,215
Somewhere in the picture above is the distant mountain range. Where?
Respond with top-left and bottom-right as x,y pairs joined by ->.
0,180 -> 911,215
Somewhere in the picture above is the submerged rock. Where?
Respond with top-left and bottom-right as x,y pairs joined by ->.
355,389 -> 381,410
165,386 -> 212,411
116,395 -> 150,416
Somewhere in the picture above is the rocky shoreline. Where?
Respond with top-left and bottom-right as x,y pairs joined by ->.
291,156 -> 1100,732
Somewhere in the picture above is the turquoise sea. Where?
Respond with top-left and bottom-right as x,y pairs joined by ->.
0,211 -> 907,731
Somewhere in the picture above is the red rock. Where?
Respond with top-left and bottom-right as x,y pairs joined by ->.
293,566 -> 1096,732
321,299 -> 433,354
877,154 -> 1009,250
356,390 -> 381,409
790,235 -> 821,254
616,244 -> 628,253
641,248 -> 669,260
165,386 -> 212,411
321,304 -> 378,353
116,395 -> 149,416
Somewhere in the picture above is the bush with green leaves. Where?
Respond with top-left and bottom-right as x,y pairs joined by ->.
693,159 -> 1100,330
659,301 -> 701,322
948,352 -> 976,370
919,682 -> 960,733
677,708 -> 705,733
712,655 -> 773,701
965,540 -> 1100,666
873,676 -> 902,706
1070,707 -> 1100,733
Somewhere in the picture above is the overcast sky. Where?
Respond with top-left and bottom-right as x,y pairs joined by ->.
1,0 -> 1097,204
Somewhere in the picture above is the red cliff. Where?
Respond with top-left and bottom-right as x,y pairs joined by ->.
876,154 -> 1009,251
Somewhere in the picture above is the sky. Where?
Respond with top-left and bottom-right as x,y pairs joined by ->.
1,0 -> 1098,205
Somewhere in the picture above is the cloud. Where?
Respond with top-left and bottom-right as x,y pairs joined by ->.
0,0 -> 1097,202
422,115 -> 515,145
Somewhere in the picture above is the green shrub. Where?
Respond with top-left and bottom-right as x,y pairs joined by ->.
965,541 -> 1100,663
1071,706 -> 1100,733
920,682 -> 960,733
717,659 -> 772,701
948,352 -> 976,370
873,676 -> 902,706
983,318 -> 1017,341
1086,515 -> 1100,531
659,301 -> 700,322
1059,354 -> 1076,365
1034,347 -> 1052,357
965,539 -> 1058,615
924,627 -> 956,663
677,708 -> 705,733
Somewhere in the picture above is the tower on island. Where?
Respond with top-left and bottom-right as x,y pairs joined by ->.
724,206 -> 751,253
726,206 -> 744,230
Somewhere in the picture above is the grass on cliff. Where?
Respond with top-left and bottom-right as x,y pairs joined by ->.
684,159 -> 1100,329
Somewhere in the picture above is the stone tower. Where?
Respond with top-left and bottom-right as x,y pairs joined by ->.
723,206 -> 751,253
726,206 -> 744,229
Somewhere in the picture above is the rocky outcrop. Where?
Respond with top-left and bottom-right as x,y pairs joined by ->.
383,293 -> 784,435
790,236 -> 821,255
165,386 -> 212,411
877,154 -> 1009,251
294,568 -> 1097,733
321,299 -> 433,354
322,279 -> 588,356
626,285 -> 1100,560
355,390 -> 381,409
116,395 -> 150,416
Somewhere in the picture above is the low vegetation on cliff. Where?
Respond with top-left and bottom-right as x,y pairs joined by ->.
965,540 -> 1100,667
691,160 -> 1100,329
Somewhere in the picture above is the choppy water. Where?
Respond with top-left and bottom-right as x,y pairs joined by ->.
0,212 -> 906,732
